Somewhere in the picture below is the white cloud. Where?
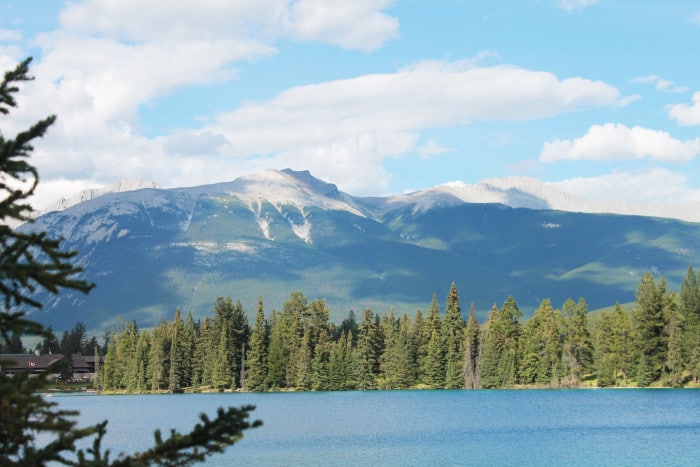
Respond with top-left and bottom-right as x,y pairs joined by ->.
558,0 -> 600,12
418,139 -> 453,159
540,123 -> 700,162
0,29 -> 22,42
199,62 -> 624,193
58,0 -> 397,50
690,13 -> 700,26
553,168 -> 700,203
214,62 -> 624,155
286,0 -> 399,51
630,75 -> 688,93
668,91 -> 700,126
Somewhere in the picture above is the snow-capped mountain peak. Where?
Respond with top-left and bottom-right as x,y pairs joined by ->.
40,178 -> 159,215
184,169 -> 368,218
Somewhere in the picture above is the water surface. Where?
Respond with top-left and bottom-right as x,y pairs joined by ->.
51,389 -> 700,466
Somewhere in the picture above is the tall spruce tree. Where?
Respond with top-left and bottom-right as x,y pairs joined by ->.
355,309 -> 381,390
245,296 -> 269,391
632,273 -> 669,385
518,299 -> 563,385
479,296 -> 521,388
561,298 -> 593,384
665,298 -> 685,387
420,294 -> 444,387
463,303 -> 481,389
442,282 -> 465,389
0,58 -> 259,465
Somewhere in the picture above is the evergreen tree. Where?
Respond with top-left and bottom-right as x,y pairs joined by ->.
355,309 -> 381,390
0,57 -> 259,465
168,309 -> 186,392
593,303 -> 634,387
281,292 -> 307,388
478,304 -> 501,389
265,311 -> 290,389
665,299 -> 685,387
518,299 -> 562,385
134,331 -> 150,392
561,298 -> 593,384
212,297 -> 249,388
479,296 -> 522,388
245,296 -> 269,391
442,282 -> 465,389
632,273 -> 668,384
60,321 -> 87,355
328,331 -> 356,390
147,321 -> 168,391
336,310 -> 358,346
211,322 -> 233,389
194,317 -> 215,388
0,330 -> 24,353
421,294 -> 444,387
679,266 -> 700,382
379,310 -> 407,389
93,344 -> 103,391
463,303 -> 481,389
101,330 -> 119,390
295,332 -> 314,390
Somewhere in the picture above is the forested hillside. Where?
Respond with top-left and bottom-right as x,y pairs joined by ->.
51,267 -> 699,391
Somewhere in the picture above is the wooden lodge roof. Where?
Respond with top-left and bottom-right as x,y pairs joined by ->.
0,353 -> 93,375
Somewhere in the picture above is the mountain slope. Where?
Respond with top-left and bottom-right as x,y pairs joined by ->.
21,169 -> 700,331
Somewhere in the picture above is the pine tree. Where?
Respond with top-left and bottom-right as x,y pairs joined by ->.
421,294 -> 444,387
195,317 -> 215,388
463,303 -> 481,389
561,298 -> 593,385
101,330 -> 118,390
0,58 -> 259,464
632,273 -> 668,384
168,309 -> 186,392
134,331 -> 150,392
593,303 -> 634,387
518,299 -> 562,385
245,296 -> 269,391
211,322 -> 233,390
355,309 -> 381,390
679,266 -> 700,382
212,297 -> 249,388
147,321 -> 168,391
479,297 -> 521,388
666,299 -> 685,387
265,311 -> 290,389
295,332 -> 314,390
328,331 -> 356,390
442,282 -> 465,389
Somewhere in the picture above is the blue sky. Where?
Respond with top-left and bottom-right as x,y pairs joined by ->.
1,0 -> 700,209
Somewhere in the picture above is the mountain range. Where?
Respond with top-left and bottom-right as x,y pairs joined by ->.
21,169 -> 700,331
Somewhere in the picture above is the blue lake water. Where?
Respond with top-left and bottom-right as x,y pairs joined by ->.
49,389 -> 700,466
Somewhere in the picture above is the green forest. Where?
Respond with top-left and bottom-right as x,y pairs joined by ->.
27,267 -> 700,392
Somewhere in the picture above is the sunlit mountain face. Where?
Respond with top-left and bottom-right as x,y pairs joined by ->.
21,169 -> 700,331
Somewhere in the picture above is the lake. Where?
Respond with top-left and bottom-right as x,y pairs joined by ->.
49,389 -> 699,466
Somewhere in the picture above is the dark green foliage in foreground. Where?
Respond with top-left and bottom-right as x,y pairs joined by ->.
0,58 -> 260,465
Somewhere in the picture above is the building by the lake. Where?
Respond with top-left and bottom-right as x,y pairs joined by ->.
0,352 -> 100,381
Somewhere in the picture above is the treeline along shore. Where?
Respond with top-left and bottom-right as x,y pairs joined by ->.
24,267 -> 700,392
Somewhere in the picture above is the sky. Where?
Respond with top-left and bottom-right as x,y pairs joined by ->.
1,0 -> 700,210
